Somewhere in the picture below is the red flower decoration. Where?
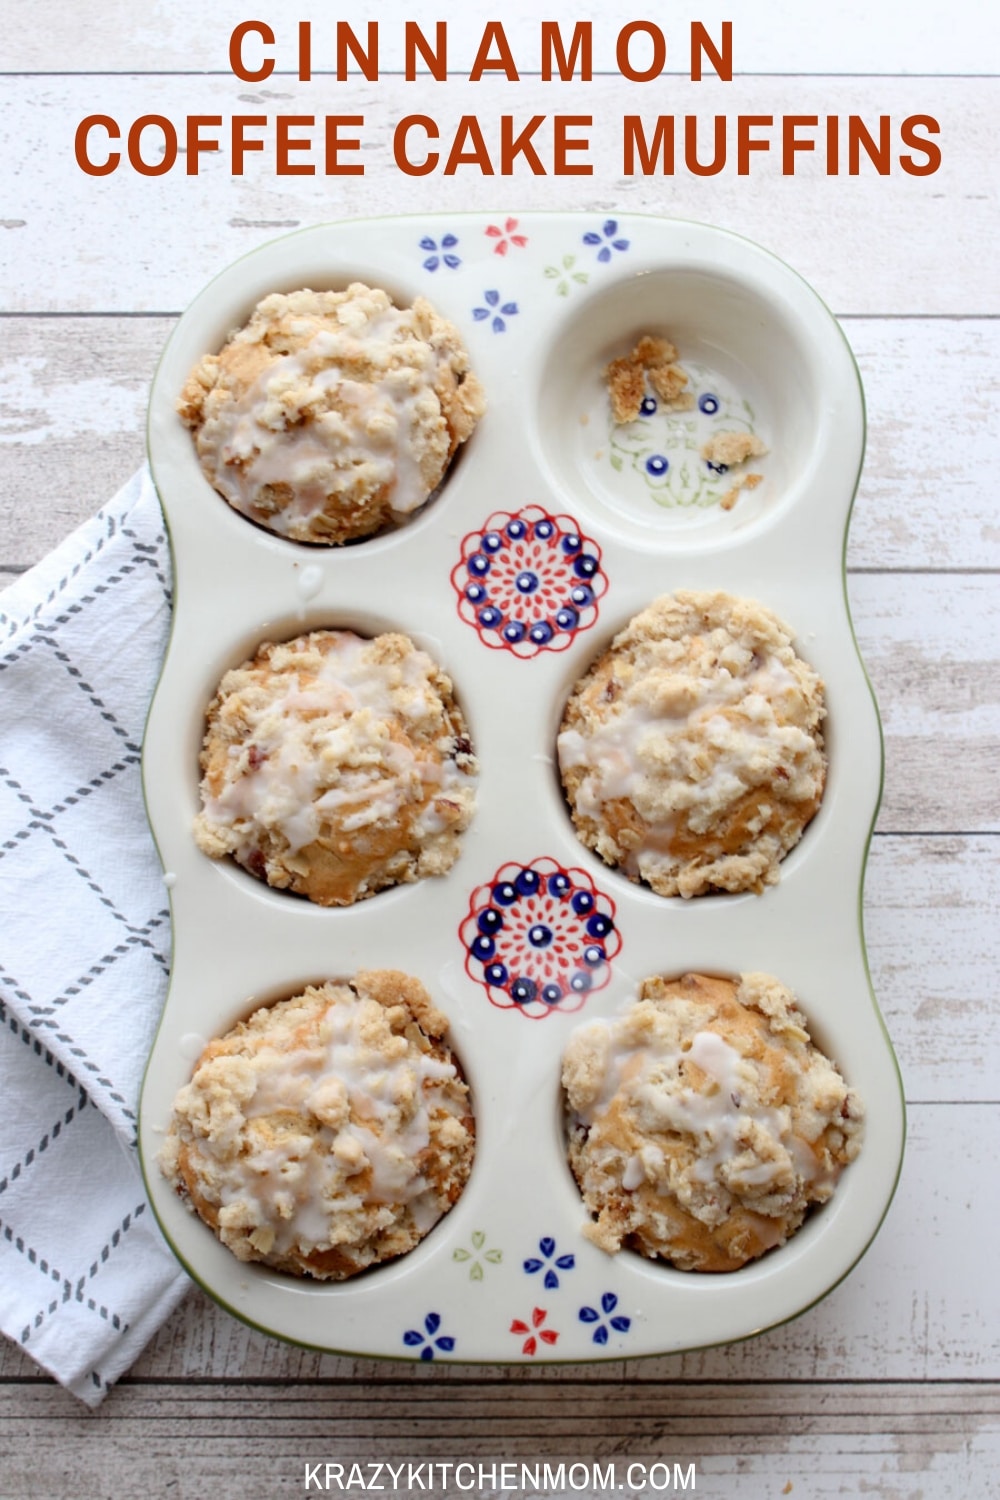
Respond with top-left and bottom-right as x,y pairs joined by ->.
486,217 -> 529,255
460,856 -> 621,1020
510,1307 -> 559,1356
451,506 -> 608,659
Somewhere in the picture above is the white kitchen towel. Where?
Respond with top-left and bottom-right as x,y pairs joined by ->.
0,467 -> 190,1405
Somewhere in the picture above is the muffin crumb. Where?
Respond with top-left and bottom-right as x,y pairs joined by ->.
605,334 -> 692,422
702,431 -> 768,467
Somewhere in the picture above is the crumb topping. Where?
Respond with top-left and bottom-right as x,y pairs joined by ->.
159,971 -> 475,1280
178,284 -> 486,544
195,630 -> 477,906
562,971 -> 864,1272
557,592 -> 826,897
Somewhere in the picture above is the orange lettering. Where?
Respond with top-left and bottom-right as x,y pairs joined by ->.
469,21 -> 519,81
127,115 -> 177,176
617,22 -> 666,83
186,116 -> 221,176
553,115 -> 593,175
276,116 -> 315,175
325,116 -> 365,176
848,115 -> 890,174
405,21 -> 447,80
690,22 -> 732,81
75,114 -> 120,176
900,114 -> 941,175
782,115 -> 817,175
444,116 -> 494,174
232,116 -> 266,175
623,114 -> 675,175
541,21 -> 592,81
500,115 -> 545,174
737,115 -> 772,175
393,115 -> 439,176
684,115 -> 726,176
230,21 -> 274,83
336,22 -> 378,81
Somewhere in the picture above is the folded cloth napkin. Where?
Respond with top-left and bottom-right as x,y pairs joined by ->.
0,468 -> 190,1405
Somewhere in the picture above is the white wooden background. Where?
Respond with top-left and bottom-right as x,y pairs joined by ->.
2,3 -> 999,1495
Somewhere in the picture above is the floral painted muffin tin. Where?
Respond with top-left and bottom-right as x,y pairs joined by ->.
140,213 -> 904,1362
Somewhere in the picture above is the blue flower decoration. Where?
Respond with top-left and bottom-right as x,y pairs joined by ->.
579,1292 -> 631,1346
402,1312 -> 456,1361
420,233 -> 460,272
473,288 -> 519,333
583,219 -> 630,263
524,1236 -> 576,1290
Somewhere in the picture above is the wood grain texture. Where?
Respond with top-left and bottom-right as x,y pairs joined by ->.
2,1381 -> 999,1498
1,76 -> 995,315
865,837 -> 1000,1100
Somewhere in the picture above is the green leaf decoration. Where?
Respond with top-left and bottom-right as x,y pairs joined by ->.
470,1262 -> 484,1282
453,1248 -> 470,1262
544,265 -> 558,279
610,453 -> 623,472
558,283 -> 570,297
562,254 -> 576,269
485,1250 -> 503,1264
472,1230 -> 485,1249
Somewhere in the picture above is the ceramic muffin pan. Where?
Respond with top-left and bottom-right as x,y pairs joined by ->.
140,213 -> 904,1362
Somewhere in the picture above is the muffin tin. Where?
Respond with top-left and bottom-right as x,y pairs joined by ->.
140,213 -> 905,1362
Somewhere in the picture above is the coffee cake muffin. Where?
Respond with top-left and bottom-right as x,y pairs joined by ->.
194,629 -> 477,906
563,971 -> 863,1272
159,971 -> 475,1279
178,284 -> 485,543
557,592 -> 826,897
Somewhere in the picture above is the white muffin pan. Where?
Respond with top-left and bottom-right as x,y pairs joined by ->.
140,214 -> 904,1363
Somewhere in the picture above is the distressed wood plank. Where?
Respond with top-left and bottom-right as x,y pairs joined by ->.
0,76 -> 994,314
0,318 -> 172,586
0,318 -> 998,574
844,320 -> 1000,571
864,837 -> 1000,1101
848,572 -> 1000,833
1,1379 -> 999,1498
